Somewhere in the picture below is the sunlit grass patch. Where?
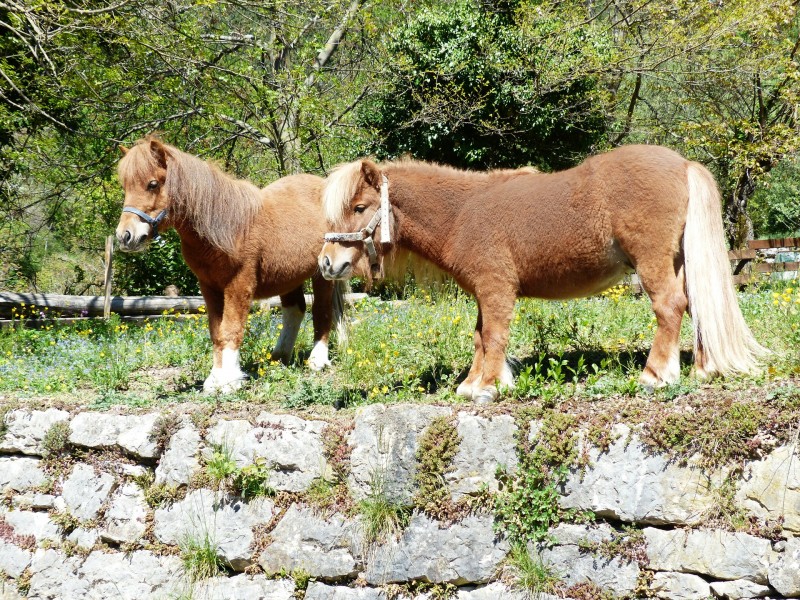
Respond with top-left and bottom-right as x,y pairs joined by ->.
0,281 -> 798,409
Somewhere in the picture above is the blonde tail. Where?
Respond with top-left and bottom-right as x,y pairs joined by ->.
683,163 -> 768,376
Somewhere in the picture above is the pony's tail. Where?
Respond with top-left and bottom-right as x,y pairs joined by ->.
683,163 -> 768,377
332,279 -> 350,346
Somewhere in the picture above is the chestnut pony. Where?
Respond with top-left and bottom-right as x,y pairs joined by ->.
116,137 -> 345,393
319,145 -> 767,403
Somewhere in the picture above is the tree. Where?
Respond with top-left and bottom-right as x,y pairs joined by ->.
596,0 -> 800,246
357,0 -> 612,170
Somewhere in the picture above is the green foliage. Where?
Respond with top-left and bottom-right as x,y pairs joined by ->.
507,543 -> 557,595
205,444 -> 238,487
494,411 -> 581,545
113,230 -> 200,296
230,458 -> 276,501
358,469 -> 411,546
41,421 -> 71,458
413,416 -> 461,519
751,155 -> 800,237
359,0 -> 609,170
180,531 -> 224,582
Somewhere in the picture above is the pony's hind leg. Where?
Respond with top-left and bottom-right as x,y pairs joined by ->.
308,274 -> 335,370
456,309 -> 484,399
637,260 -> 688,389
271,286 -> 307,365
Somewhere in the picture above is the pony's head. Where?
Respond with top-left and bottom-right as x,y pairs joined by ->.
115,137 -> 173,252
319,158 -> 392,280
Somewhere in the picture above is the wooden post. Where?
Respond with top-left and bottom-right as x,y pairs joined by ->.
103,235 -> 113,319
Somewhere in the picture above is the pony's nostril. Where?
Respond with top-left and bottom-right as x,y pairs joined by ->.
123,231 -> 132,245
323,255 -> 331,268
340,262 -> 351,274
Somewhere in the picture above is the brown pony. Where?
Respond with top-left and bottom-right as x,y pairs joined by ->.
116,137 -> 344,393
318,145 -> 768,403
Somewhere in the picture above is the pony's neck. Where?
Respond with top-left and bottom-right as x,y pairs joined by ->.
387,164 -> 481,268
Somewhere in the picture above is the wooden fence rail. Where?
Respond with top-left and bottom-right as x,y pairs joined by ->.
0,292 -> 367,321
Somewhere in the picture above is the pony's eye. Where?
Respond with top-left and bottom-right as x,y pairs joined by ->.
147,180 -> 159,190
354,205 -> 366,214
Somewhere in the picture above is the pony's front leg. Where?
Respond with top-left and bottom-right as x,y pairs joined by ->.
271,285 -> 307,366
456,309 -> 484,399
473,293 -> 516,404
202,285 -> 250,394
308,275 -> 335,371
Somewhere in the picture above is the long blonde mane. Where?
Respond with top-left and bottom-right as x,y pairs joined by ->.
120,137 -> 262,253
323,160 -> 364,227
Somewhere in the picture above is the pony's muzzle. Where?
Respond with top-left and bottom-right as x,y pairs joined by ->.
318,251 -> 351,281
115,224 -> 150,252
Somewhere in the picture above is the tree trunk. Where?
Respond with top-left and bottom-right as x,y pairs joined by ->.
725,167 -> 756,249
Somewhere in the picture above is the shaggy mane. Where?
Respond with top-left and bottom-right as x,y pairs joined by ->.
119,136 -> 262,254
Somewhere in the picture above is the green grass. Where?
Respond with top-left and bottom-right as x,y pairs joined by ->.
0,282 -> 799,409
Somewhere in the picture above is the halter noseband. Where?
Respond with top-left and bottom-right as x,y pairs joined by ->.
122,206 -> 168,241
324,174 -> 392,275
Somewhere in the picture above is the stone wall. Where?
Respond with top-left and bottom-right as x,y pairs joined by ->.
0,403 -> 798,599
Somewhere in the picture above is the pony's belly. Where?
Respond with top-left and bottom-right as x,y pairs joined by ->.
520,263 -> 631,300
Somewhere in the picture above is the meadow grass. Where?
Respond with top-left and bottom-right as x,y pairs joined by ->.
0,280 -> 798,410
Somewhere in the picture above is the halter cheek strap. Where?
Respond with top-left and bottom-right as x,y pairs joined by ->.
324,174 -> 392,275
122,206 -> 168,241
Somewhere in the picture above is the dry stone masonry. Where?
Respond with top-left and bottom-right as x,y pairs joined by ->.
0,403 -> 799,599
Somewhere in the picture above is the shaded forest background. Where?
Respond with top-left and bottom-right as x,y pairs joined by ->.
1,0 -> 798,295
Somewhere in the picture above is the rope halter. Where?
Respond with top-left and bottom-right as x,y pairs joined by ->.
324,174 -> 392,275
122,206 -> 169,241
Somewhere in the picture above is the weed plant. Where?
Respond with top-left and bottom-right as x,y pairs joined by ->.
1,282 -> 799,408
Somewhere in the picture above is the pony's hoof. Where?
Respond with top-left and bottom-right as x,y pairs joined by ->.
203,370 -> 247,394
308,342 -> 331,371
473,386 -> 498,405
456,380 -> 475,398
308,357 -> 331,371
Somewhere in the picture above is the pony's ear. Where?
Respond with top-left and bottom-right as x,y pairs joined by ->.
360,160 -> 382,191
118,145 -> 129,156
149,139 -> 170,169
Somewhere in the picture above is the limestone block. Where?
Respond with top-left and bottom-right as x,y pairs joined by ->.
709,579 -> 771,599
259,504 -> 363,579
205,413 -> 328,492
3,510 -> 60,545
101,482 -> 148,544
448,413 -> 517,499
537,524 -> 639,597
154,419 -> 201,487
736,445 -> 800,533
644,527 -> 772,583
11,493 -> 55,510
0,409 -> 70,456
193,575 -> 295,600
27,549 -> 86,600
365,513 -> 509,585
77,550 -> 184,599
0,540 -> 32,578
348,403 -> 452,503
768,536 -> 800,597
66,527 -> 98,551
453,582 -> 530,600
69,412 -> 160,458
560,424 -> 723,526
154,488 -> 274,571
0,457 -> 47,493
60,463 -> 115,521
651,572 -> 711,600
306,583 -> 386,600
